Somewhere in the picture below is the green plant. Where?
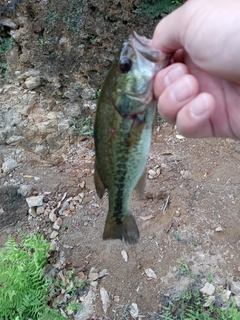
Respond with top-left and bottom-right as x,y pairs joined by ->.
0,36 -> 16,77
70,117 -> 94,137
178,261 -> 190,276
91,89 -> 101,100
133,0 -> 185,18
160,287 -> 240,320
66,301 -> 81,313
0,232 -> 65,320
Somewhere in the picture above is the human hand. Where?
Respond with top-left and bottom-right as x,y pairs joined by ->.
152,0 -> 240,139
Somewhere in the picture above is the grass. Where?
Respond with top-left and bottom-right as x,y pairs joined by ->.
160,287 -> 240,319
70,117 -> 94,137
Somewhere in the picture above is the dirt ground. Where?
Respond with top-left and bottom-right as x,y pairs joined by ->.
0,0 -> 240,318
1,123 -> 240,318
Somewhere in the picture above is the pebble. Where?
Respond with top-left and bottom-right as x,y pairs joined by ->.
145,268 -> 157,279
200,282 -> 215,295
36,205 -> 44,215
230,280 -> 240,295
130,302 -> 139,319
100,287 -> 110,314
26,195 -> 44,208
215,226 -> 223,232
175,210 -> 181,217
50,231 -> 59,239
50,240 -> 58,251
2,159 -> 18,173
222,289 -> 231,301
89,272 -> 98,281
235,296 -> 240,308
25,76 -> 41,90
53,218 -> 63,230
74,289 -> 95,320
59,201 -> 70,215
18,184 -> 32,197
29,207 -> 37,217
98,269 -> 107,278
49,210 -> 57,222
121,250 -> 128,262
203,295 -> 215,307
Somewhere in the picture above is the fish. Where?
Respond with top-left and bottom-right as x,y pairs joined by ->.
94,31 -> 171,245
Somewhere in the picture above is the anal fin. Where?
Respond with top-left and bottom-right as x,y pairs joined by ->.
134,169 -> 146,199
94,166 -> 106,199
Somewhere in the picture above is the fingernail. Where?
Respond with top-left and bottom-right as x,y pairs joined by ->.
190,94 -> 209,117
164,66 -> 185,86
171,77 -> 194,102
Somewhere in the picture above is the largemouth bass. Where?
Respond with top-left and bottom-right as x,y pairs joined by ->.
94,31 -> 171,245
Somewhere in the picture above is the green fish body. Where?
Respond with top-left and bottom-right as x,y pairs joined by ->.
94,32 -> 171,245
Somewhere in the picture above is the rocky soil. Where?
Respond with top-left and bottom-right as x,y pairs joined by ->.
1,0 -> 240,319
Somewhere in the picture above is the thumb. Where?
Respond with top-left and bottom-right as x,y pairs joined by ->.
152,4 -> 187,53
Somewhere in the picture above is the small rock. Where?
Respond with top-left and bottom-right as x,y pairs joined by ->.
53,218 -> 63,230
25,76 -> 41,89
230,281 -> 240,295
100,287 -> 110,314
29,207 -> 37,217
148,169 -> 156,177
89,272 -> 98,281
17,185 -> 32,197
59,200 -> 70,215
2,159 -> 18,173
121,250 -> 128,262
130,303 -> 139,319
215,226 -> 223,232
81,87 -> 95,100
58,119 -> 70,132
0,18 -> 18,29
200,282 -> 215,296
50,240 -> 58,251
113,296 -> 120,303
36,206 -> 44,215
50,231 -> 59,239
222,289 -> 231,301
203,295 -> 215,307
234,296 -> 240,308
74,289 -> 95,320
64,89 -> 80,100
90,281 -> 98,289
49,210 -> 57,222
80,181 -> 85,189
145,268 -> 157,279
26,195 -> 44,208
98,269 -> 107,278
175,210 -> 181,217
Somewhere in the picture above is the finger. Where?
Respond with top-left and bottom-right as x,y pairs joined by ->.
158,74 -> 199,124
152,5 -> 186,53
154,63 -> 188,98
176,93 -> 215,138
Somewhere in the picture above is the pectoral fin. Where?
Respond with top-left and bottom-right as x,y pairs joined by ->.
134,169 -> 146,199
94,166 -> 106,198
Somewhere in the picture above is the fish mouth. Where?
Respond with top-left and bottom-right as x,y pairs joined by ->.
131,31 -> 172,70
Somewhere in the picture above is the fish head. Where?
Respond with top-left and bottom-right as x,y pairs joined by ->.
111,31 -> 171,117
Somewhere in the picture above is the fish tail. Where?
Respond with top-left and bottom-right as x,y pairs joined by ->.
103,213 -> 140,245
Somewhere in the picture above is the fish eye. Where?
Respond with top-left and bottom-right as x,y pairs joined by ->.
119,58 -> 132,73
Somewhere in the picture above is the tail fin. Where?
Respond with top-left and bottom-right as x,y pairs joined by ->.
103,213 -> 139,245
